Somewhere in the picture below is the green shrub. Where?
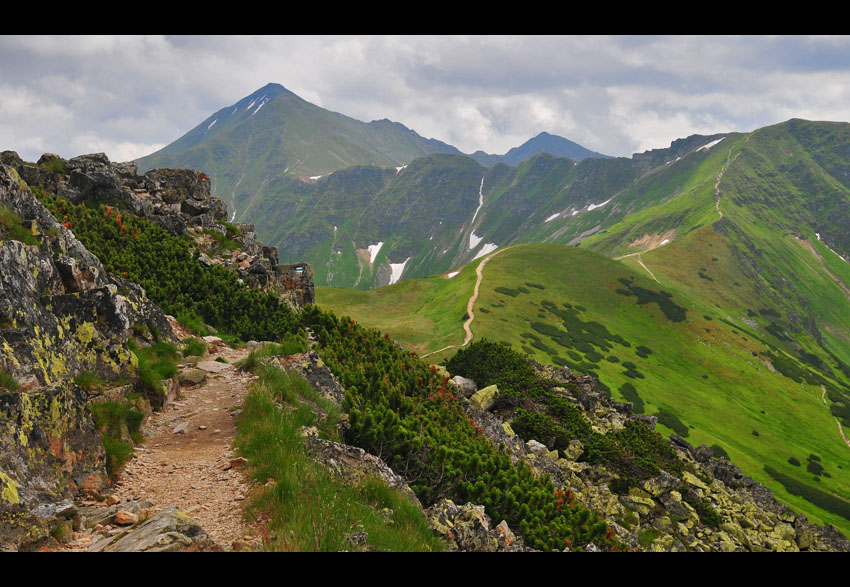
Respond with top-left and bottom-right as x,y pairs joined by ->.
303,309 -> 621,552
40,196 -> 297,343
712,445 -> 729,460
807,461 -> 825,476
618,382 -> 644,414
765,466 -> 850,523
655,409 -> 689,437
494,286 -> 520,297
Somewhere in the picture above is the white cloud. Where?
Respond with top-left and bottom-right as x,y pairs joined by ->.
2,35 -> 850,162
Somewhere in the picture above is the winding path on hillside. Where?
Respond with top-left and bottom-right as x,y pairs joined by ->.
420,247 -> 510,358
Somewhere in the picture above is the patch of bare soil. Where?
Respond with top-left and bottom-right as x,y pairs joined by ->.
628,229 -> 676,251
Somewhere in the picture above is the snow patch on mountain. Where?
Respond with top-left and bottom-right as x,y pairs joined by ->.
587,198 -> 612,211
816,233 -> 849,263
368,242 -> 384,265
389,258 -> 410,285
698,137 -> 724,151
472,243 -> 498,261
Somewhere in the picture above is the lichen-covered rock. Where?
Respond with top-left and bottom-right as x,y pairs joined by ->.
425,499 -> 533,552
0,381 -> 108,551
275,350 -> 346,405
1,164 -> 175,389
6,152 -> 314,310
469,384 -> 498,411
453,358 -> 850,552
450,375 -> 477,397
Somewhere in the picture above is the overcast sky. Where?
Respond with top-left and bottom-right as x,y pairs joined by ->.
3,35 -> 850,164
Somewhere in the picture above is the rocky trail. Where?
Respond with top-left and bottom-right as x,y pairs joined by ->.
60,337 -> 266,552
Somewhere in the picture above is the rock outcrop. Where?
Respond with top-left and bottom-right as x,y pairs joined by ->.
7,152 -> 314,310
0,160 -> 185,550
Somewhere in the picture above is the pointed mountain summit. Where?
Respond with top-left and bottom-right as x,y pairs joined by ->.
502,131 -> 612,165
135,83 -> 461,220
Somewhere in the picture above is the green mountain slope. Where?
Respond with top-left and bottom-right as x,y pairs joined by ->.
317,242 -> 850,537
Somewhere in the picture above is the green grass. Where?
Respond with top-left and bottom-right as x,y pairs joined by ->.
177,313 -> 212,337
234,364 -> 443,551
317,262 -> 478,357
181,337 -> 208,358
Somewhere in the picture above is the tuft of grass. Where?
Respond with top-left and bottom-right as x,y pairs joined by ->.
0,371 -> 20,392
73,372 -> 108,394
40,159 -> 67,175
90,397 -> 146,479
237,333 -> 309,372
181,337 -> 208,358
0,205 -> 39,246
176,313 -> 211,337
130,341 -> 179,397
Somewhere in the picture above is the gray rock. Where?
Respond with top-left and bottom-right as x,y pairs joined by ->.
90,506 -> 216,552
526,439 -> 549,457
451,375 -> 478,397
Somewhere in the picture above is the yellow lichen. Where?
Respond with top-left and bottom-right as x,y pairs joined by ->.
0,470 -> 21,505
2,341 -> 20,367
17,393 -> 34,447
75,322 -> 96,345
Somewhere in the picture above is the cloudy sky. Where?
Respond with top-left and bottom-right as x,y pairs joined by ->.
3,35 -> 850,163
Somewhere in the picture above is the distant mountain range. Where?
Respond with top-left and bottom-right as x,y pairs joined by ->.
135,83 -> 611,226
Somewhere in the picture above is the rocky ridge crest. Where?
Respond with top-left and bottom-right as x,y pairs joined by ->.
457,359 -> 850,552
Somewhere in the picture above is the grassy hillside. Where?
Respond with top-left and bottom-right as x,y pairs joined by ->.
317,243 -> 850,537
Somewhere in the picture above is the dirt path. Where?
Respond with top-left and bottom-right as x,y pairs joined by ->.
821,385 -> 850,450
106,341 -> 262,548
615,251 -> 660,283
421,247 -> 509,358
